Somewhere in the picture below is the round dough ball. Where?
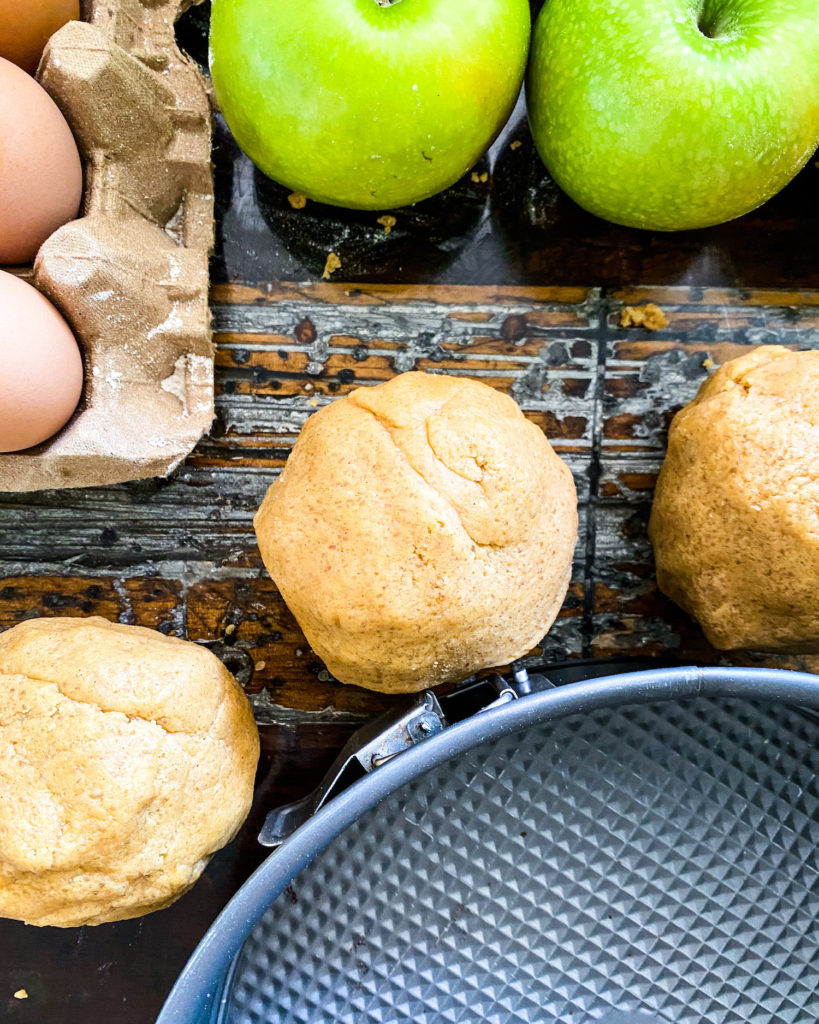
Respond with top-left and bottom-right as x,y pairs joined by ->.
649,346 -> 819,652
254,372 -> 578,693
0,617 -> 259,927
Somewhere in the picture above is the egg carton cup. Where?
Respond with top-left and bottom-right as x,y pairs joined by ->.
0,0 -> 213,492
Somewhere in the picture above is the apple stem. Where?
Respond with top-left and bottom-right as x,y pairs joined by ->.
696,0 -> 729,39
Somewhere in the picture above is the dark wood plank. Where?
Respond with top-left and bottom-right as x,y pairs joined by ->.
3,283 -> 818,722
203,94 -> 819,291
171,0 -> 819,293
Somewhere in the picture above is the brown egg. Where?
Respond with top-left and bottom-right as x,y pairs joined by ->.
0,271 -> 84,452
0,0 -> 79,75
0,57 -> 83,265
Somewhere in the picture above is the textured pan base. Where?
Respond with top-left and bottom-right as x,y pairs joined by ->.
226,697 -> 819,1024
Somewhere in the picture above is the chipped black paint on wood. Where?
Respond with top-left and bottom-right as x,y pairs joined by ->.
1,285 -> 817,723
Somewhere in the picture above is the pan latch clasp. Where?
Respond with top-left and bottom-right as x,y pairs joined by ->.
258,667 -> 549,848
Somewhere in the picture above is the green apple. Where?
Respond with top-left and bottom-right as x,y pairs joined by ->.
210,0 -> 530,210
527,0 -> 819,231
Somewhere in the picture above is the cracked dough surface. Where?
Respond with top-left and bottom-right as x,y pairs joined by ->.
0,617 -> 259,927
254,372 -> 578,692
649,346 -> 819,652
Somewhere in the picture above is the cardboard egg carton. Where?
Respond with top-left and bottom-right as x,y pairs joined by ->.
0,0 -> 213,492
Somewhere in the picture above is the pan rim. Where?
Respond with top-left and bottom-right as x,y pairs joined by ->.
157,664 -> 819,1024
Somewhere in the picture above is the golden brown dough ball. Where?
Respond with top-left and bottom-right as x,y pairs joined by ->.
0,617 -> 259,927
649,346 -> 819,652
254,371 -> 578,693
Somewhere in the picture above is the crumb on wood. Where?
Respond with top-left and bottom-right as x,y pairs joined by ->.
13,990 -> 28,1000
702,356 -> 714,370
377,214 -> 397,234
254,660 -> 266,672
471,171 -> 489,184
619,303 -> 669,331
510,140 -> 522,150
225,623 -> 236,636
287,192 -> 307,210
322,252 -> 342,280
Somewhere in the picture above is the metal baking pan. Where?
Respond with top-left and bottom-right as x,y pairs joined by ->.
158,663 -> 819,1023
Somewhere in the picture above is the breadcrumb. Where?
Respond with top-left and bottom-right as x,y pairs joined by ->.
322,252 -> 342,279
287,192 -> 307,210
377,215 -> 397,234
619,303 -> 669,330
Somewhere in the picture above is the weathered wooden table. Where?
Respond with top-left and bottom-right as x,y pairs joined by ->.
1,5 -> 817,1020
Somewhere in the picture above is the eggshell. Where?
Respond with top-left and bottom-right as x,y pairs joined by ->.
0,271 -> 84,452
0,57 -> 83,265
0,0 -> 79,74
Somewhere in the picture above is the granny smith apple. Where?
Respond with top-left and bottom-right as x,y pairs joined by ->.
527,0 -> 819,231
209,0 -> 530,210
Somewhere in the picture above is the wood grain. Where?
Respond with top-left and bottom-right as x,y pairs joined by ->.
5,6 -> 819,722
2,283 -> 817,722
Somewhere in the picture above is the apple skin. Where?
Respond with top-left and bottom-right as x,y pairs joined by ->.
527,0 -> 819,231
210,0 -> 530,211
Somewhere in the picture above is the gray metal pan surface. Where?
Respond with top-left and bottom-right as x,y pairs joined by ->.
158,665 -> 819,1024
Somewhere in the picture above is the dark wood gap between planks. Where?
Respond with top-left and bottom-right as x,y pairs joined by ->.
1,283 -> 818,724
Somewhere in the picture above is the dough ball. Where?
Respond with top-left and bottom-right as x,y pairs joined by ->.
254,372 -> 578,693
649,346 -> 819,652
0,617 -> 260,927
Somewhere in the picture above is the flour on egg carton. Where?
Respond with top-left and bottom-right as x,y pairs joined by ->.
0,0 -> 214,491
